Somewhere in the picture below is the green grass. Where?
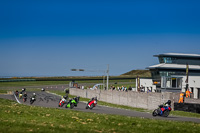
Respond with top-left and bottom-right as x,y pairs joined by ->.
170,110 -> 200,118
0,81 -> 69,87
0,90 -> 8,94
0,79 -> 135,88
0,98 -> 200,133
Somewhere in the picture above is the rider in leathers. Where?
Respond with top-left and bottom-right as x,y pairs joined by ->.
158,100 -> 171,115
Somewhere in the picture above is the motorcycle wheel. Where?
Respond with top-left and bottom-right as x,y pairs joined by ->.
163,110 -> 170,117
86,104 -> 89,109
70,103 -> 74,109
152,109 -> 158,116
61,103 -> 63,107
90,104 -> 94,110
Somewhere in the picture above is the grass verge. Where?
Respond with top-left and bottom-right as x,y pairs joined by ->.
0,98 -> 200,133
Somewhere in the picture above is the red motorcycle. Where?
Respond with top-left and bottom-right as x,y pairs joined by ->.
86,99 -> 97,110
58,99 -> 66,107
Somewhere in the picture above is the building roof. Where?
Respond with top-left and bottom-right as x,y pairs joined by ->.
147,63 -> 200,70
154,53 -> 200,58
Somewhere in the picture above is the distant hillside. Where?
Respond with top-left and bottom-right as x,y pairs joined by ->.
121,70 -> 151,77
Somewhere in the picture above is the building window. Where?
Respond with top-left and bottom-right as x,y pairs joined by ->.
161,76 -> 182,89
159,57 -> 173,64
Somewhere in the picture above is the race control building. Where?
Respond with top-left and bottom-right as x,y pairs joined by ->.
138,53 -> 200,99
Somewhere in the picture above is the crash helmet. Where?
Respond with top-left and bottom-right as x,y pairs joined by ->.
33,93 -> 36,96
167,100 -> 171,105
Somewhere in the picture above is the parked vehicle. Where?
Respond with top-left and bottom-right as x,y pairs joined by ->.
86,99 -> 97,110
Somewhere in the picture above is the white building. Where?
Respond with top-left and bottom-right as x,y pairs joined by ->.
138,53 -> 200,99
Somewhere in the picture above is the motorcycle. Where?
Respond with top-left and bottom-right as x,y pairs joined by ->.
58,99 -> 67,107
66,99 -> 77,109
23,97 -> 27,102
30,97 -> 36,104
86,99 -> 97,110
19,93 -> 23,99
15,91 -> 19,96
152,105 -> 171,117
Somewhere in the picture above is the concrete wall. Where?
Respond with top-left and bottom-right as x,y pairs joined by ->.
70,88 -> 178,110
70,88 -> 200,110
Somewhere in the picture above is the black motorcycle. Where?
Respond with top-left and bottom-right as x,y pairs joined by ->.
30,97 -> 36,104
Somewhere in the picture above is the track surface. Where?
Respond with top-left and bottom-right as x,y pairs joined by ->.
1,91 -> 200,123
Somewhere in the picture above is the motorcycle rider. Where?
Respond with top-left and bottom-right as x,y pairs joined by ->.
22,88 -> 26,92
88,96 -> 97,103
30,93 -> 36,104
87,96 -> 97,106
158,100 -> 171,115
74,96 -> 80,103
31,93 -> 36,99
62,94 -> 68,99
60,96 -> 68,104
23,92 -> 27,102
15,90 -> 19,96
19,91 -> 23,99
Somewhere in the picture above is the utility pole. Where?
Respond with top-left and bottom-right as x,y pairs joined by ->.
107,64 -> 109,90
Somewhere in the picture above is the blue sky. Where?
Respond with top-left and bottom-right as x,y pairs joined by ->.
1,0 -> 200,77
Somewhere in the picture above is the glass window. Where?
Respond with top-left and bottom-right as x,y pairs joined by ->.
177,78 -> 182,88
161,76 -> 182,88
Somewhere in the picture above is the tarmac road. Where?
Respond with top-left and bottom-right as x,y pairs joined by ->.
0,91 -> 200,123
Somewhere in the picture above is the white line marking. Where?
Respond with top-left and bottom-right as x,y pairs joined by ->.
13,92 -> 21,104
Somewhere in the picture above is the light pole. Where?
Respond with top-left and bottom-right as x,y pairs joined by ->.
106,64 -> 109,90
71,64 -> 109,90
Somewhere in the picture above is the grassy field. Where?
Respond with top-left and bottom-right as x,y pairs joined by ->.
0,79 -> 135,88
0,81 -> 69,87
0,98 -> 200,133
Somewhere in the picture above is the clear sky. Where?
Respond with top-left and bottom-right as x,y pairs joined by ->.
1,0 -> 200,77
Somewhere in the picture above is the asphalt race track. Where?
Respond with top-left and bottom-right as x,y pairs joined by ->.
0,91 -> 200,123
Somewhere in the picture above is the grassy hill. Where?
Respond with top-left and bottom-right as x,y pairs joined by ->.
1,98 -> 200,133
121,69 -> 151,77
